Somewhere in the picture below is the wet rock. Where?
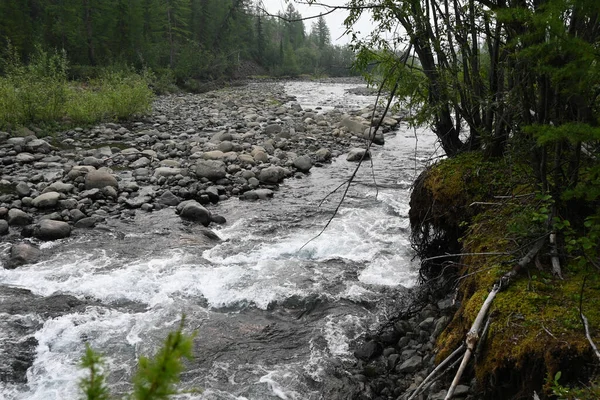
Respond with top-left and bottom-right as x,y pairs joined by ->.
396,355 -> 422,373
84,170 -> 118,190
8,209 -> 32,226
242,189 -> 274,200
6,243 -> 41,269
178,200 -> 211,226
210,214 -> 227,224
341,115 -> 368,135
158,190 -> 180,206
315,148 -> 331,162
354,341 -> 383,361
258,166 -> 285,184
74,217 -> 97,229
32,192 -> 61,208
0,219 -> 8,235
33,219 -> 71,240
293,155 -> 313,172
347,148 -> 371,162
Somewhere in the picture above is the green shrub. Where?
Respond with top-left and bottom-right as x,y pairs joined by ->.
80,318 -> 197,400
0,46 -> 153,129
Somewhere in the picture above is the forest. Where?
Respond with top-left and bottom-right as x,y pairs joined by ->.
0,0 -> 355,83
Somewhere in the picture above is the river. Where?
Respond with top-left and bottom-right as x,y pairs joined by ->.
0,80 -> 439,400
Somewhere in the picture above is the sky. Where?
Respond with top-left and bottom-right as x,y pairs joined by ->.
259,0 -> 373,45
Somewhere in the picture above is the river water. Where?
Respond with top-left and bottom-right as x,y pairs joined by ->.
0,80 -> 438,400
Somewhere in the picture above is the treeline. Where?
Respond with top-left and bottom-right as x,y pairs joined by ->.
0,0 -> 356,83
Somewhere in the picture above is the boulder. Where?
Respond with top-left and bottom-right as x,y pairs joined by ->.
314,148 -> 331,162
195,160 -> 226,181
346,148 -> 371,162
178,201 -> 211,226
33,219 -> 71,241
15,182 -> 31,197
8,209 -> 32,226
158,190 -> 180,206
354,341 -> 382,361
293,155 -> 313,172
5,243 -> 41,269
242,189 -> 274,200
0,219 -> 8,235
84,170 -> 118,190
340,116 -> 368,135
32,192 -> 61,208
258,166 -> 285,184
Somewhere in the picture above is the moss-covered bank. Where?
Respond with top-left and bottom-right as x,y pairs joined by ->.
410,152 -> 600,399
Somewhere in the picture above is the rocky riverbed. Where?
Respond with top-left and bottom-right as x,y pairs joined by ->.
0,81 -> 398,249
1,80 -> 467,400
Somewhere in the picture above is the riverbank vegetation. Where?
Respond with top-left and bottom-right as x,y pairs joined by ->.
341,0 -> 600,397
0,0 -> 356,130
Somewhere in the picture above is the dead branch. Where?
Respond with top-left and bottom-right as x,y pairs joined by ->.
579,276 -> 600,362
549,232 -> 563,279
407,344 -> 465,400
421,252 -> 511,263
444,238 -> 546,399
445,284 -> 499,400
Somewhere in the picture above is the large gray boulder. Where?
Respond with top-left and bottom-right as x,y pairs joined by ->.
25,138 -> 51,154
0,219 -> 8,235
84,170 -> 118,190
341,116 -> 368,135
293,155 -> 313,172
195,160 -> 226,181
346,148 -> 371,162
5,243 -> 41,269
258,166 -> 285,184
178,200 -> 211,226
8,209 -> 32,226
158,190 -> 180,206
33,219 -> 71,241
32,192 -> 61,208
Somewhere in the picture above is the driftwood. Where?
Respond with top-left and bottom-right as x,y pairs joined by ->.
443,238 -> 546,399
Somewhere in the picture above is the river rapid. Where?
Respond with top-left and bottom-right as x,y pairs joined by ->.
0,80 -> 439,400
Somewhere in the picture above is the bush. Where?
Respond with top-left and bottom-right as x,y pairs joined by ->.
0,47 -> 153,129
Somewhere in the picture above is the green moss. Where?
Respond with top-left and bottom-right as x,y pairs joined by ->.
427,152 -> 600,397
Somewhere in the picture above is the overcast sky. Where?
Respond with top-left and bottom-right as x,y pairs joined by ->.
259,0 -> 373,45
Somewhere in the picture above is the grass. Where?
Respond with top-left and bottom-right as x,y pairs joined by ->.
0,48 -> 153,131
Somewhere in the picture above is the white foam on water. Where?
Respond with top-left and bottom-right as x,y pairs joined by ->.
257,370 -> 302,400
358,251 -> 419,287
9,307 -> 175,400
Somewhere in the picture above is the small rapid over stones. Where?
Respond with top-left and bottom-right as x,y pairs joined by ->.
0,79 -> 440,399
